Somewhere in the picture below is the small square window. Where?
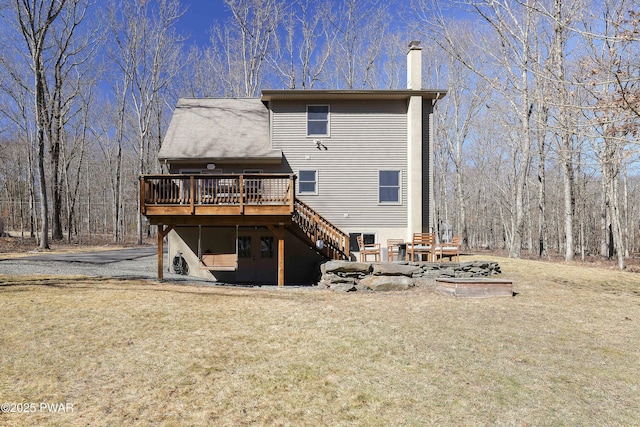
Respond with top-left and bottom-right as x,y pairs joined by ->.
379,170 -> 400,204
299,170 -> 317,194
307,105 -> 329,136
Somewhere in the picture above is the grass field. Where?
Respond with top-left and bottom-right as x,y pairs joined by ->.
1,255 -> 639,426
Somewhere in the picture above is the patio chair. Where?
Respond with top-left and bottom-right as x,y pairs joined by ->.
407,232 -> 435,262
357,235 -> 380,262
386,239 -> 404,261
436,235 -> 461,262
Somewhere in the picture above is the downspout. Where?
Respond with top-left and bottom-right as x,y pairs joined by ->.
429,94 -> 442,234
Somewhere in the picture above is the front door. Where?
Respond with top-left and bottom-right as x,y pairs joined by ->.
236,230 -> 277,284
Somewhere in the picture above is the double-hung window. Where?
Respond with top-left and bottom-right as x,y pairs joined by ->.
307,105 -> 329,136
379,170 -> 401,204
298,170 -> 317,194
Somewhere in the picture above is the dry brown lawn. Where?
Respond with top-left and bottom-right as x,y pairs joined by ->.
0,236 -> 135,259
1,255 -> 639,426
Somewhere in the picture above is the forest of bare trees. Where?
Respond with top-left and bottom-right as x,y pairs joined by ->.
0,0 -> 638,267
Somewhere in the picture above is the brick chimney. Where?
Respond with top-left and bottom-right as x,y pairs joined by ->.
407,40 -> 422,90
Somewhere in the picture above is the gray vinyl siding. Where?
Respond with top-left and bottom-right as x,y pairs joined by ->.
270,99 -> 408,228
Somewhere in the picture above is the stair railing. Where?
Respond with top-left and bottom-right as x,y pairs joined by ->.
292,198 -> 349,260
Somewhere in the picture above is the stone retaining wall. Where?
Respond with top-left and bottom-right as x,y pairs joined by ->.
318,260 -> 501,292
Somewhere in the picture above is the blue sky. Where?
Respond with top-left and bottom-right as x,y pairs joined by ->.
175,0 -> 418,48
177,1 -> 230,46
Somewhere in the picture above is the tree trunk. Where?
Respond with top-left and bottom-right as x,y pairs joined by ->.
562,159 -> 575,261
37,131 -> 49,249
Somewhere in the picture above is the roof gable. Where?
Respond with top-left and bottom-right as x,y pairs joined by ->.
158,98 -> 281,163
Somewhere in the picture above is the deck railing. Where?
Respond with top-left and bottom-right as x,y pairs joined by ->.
140,173 -> 295,214
140,173 -> 349,260
292,198 -> 350,260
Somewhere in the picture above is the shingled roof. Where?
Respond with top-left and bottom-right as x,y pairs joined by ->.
158,98 -> 282,163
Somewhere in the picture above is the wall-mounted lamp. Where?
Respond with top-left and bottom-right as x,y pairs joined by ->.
206,163 -> 216,170
313,139 -> 328,150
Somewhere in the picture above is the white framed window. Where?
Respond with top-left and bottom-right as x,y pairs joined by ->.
307,105 -> 329,136
379,170 -> 401,204
298,170 -> 318,194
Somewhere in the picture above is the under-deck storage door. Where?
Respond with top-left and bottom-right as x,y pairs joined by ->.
235,231 -> 277,284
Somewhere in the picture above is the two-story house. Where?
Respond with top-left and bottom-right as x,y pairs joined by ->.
140,41 -> 446,285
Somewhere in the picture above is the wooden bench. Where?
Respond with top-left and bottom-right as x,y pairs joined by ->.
200,253 -> 238,271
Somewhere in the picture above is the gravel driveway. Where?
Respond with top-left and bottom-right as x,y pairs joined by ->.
0,247 -> 202,283
0,246 -> 310,288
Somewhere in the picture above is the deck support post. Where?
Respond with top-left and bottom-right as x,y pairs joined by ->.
278,225 -> 285,287
268,223 -> 286,287
157,224 -> 175,280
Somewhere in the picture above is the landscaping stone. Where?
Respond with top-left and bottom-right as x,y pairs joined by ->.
322,260 -> 371,274
319,260 -> 501,292
360,275 -> 413,291
329,282 -> 357,292
439,268 -> 456,277
372,263 -> 421,277
323,273 -> 356,284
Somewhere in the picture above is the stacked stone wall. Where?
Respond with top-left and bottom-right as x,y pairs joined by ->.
318,260 -> 501,292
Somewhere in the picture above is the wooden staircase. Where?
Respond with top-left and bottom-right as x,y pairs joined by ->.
290,198 -> 350,260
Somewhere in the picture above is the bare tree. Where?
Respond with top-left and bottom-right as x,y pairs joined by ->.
422,30 -> 492,247
217,0 -> 283,97
531,36 -> 552,258
3,0 -> 95,247
47,0 -> 94,241
417,0 -> 539,257
108,0 -> 185,244
322,0 -> 390,89
547,0 -> 580,261
577,0 -> 639,268
0,52 -> 39,240
269,0 -> 332,89
7,0 -> 72,249
61,81 -> 95,243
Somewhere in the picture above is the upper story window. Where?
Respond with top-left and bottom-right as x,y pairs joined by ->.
379,170 -> 401,204
307,105 -> 329,136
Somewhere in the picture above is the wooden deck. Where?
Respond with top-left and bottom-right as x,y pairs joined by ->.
140,173 -> 295,220
139,173 -> 350,285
